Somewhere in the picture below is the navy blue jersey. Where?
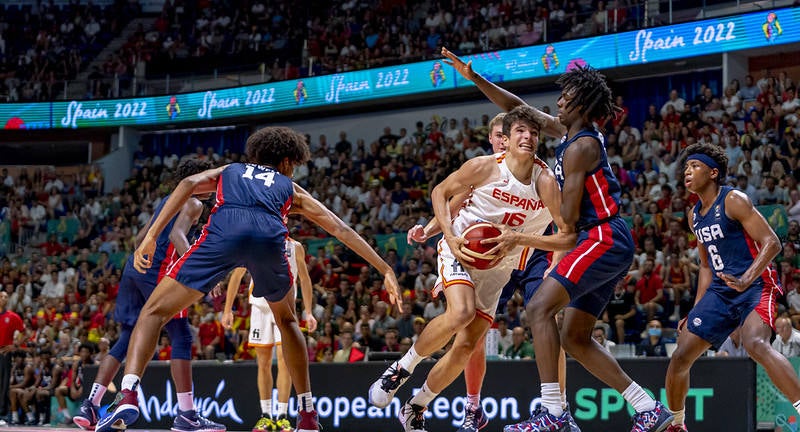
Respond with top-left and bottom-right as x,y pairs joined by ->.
554,127 -> 621,230
692,186 -> 779,293
124,194 -> 179,286
216,163 -> 293,218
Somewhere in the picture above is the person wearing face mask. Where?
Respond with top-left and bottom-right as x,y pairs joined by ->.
638,320 -> 669,357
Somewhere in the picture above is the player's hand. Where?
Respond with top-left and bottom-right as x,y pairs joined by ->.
383,270 -> 402,306
442,47 -> 477,81
448,236 -> 476,267
717,272 -> 749,292
221,311 -> 234,330
134,236 -> 156,273
305,312 -> 318,333
209,283 -> 224,298
407,225 -> 427,245
677,317 -> 688,335
483,223 -> 517,258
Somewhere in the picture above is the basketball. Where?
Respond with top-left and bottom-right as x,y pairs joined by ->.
461,222 -> 502,270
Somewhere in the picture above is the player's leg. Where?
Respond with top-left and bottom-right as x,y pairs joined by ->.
54,386 -> 70,423
249,300 -> 277,431
370,249 -> 477,408
402,317 -> 491,432
268,289 -> 319,432
458,336 -> 487,432
9,388 -> 24,424
664,328 -> 711,431
275,344 -> 293,432
741,310 -> 800,411
95,278 -> 203,432
253,345 -> 275,431
166,316 -> 226,432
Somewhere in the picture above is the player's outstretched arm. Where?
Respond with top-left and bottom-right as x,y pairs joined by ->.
222,267 -> 247,330
441,47 -> 566,138
407,190 -> 470,244
718,190 -> 781,292
133,165 -> 226,273
291,183 -> 401,305
169,198 -> 204,256
293,240 -> 318,333
488,168 -> 577,257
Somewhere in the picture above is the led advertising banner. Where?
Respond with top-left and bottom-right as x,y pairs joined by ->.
82,358 -> 754,432
2,7 -> 799,130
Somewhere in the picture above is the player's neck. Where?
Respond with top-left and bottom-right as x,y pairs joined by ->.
697,184 -> 722,212
504,154 -> 534,185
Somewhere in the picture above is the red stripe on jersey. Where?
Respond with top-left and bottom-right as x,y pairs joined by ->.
744,232 -> 782,294
557,224 -> 613,284
533,157 -> 549,170
157,243 -> 176,283
167,176 -> 225,278
586,171 -> 618,220
173,308 -> 188,320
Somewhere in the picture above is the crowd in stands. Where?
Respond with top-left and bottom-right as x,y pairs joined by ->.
118,0 -> 658,88
1,0 -> 715,100
4,66 -> 800,422
0,0 -> 138,102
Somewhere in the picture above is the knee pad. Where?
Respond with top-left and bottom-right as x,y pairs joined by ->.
164,318 -> 194,360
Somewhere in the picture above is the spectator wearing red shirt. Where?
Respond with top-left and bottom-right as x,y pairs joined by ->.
0,291 -> 24,418
157,334 -> 172,361
198,312 -> 224,360
635,258 -> 665,322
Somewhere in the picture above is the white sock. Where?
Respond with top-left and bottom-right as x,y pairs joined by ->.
89,383 -> 107,406
260,399 -> 272,417
177,391 -> 194,411
622,382 -> 656,413
410,382 -> 438,408
11,412 -> 18,423
672,408 -> 685,425
466,393 -> 480,409
398,346 -> 424,373
277,402 -> 288,417
561,391 -> 567,410
794,400 -> 800,416
26,411 -> 34,421
121,374 -> 140,392
541,382 -> 563,416
298,392 -> 314,412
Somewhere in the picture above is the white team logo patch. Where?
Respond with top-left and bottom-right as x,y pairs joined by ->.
692,317 -> 702,327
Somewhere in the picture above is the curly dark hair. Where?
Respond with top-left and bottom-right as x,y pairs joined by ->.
555,65 -> 619,123
245,126 -> 311,167
678,143 -> 728,185
502,105 -> 541,136
169,156 -> 215,188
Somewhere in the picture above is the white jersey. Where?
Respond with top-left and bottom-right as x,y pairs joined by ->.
451,153 -> 553,270
249,238 -> 298,308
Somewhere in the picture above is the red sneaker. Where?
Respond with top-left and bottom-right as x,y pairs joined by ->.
665,425 -> 688,432
296,409 -> 320,432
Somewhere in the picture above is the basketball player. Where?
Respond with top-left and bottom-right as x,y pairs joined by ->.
74,158 -> 225,432
441,47 -> 672,431
664,144 -> 800,432
369,106 -> 577,432
222,237 -> 318,432
97,126 -> 400,432
407,112 -> 577,432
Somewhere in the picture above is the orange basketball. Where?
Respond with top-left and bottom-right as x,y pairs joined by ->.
461,222 -> 502,270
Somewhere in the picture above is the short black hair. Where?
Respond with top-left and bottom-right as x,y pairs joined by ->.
555,65 -> 619,122
679,143 -> 728,185
173,156 -> 215,185
245,126 -> 311,167
502,105 -> 541,136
